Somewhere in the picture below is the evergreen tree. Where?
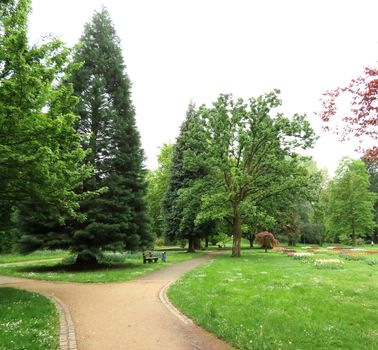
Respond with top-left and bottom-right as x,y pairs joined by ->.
70,8 -> 153,263
163,103 -> 213,251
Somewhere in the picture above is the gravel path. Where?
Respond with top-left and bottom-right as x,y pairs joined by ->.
0,252 -> 231,350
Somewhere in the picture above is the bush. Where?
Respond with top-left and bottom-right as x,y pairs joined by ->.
339,234 -> 352,245
255,231 -> 278,252
366,258 -> 378,266
300,223 -> 324,244
0,230 -> 19,253
155,238 -> 165,247
355,238 -> 366,246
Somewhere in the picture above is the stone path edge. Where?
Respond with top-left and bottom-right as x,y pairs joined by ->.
40,292 -> 77,350
159,280 -> 194,325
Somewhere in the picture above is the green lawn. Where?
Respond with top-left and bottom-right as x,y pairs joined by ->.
0,288 -> 59,350
0,251 -> 204,283
168,248 -> 378,350
0,250 -> 69,264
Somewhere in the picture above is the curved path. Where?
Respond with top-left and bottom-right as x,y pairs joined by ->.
0,252 -> 231,350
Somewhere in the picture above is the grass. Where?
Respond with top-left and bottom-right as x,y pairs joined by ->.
0,250 -> 69,264
0,287 -> 59,350
168,248 -> 378,350
0,251 -> 204,283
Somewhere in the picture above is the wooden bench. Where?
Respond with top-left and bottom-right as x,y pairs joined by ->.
143,251 -> 159,264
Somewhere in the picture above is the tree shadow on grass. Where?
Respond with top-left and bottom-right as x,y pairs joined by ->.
16,262 -> 143,273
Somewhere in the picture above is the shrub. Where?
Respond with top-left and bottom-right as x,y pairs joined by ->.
155,238 -> 165,247
99,252 -> 127,264
355,238 -> 366,246
366,258 -> 378,266
339,234 -> 352,245
255,231 -> 278,252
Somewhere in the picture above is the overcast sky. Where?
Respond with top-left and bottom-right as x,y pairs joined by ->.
28,0 -> 378,174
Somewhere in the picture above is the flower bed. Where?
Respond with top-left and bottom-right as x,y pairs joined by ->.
366,250 -> 378,255
314,258 -> 344,269
273,247 -> 287,252
339,251 -> 367,261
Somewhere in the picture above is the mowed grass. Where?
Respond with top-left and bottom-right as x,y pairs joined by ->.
168,249 -> 378,350
0,288 -> 59,350
0,251 -> 204,283
0,250 -> 69,264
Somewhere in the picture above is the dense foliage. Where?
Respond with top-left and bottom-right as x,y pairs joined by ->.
163,103 -> 215,251
326,158 -> 376,244
255,231 -> 278,252
146,144 -> 173,239
175,91 -> 316,256
0,0 -> 89,219
1,3 -> 153,263
320,66 -> 378,162
68,8 -> 153,263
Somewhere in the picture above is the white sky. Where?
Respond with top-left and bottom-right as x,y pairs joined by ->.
28,0 -> 378,174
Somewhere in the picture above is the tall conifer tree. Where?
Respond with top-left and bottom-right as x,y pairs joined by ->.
71,9 -> 152,263
163,103 -> 212,251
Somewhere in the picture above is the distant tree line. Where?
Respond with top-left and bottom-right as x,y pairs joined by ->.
150,95 -> 377,256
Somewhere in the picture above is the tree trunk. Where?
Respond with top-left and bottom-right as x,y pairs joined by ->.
205,237 -> 209,248
187,237 -> 195,252
194,237 -> 201,250
75,252 -> 98,267
232,211 -> 242,257
248,234 -> 255,248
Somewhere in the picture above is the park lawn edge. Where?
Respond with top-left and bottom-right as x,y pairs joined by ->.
0,251 -> 206,283
0,287 -> 59,350
167,249 -> 378,350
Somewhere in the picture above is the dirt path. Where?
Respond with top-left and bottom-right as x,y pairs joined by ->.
0,252 -> 231,350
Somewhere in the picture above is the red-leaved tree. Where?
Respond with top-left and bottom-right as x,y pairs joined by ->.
255,231 -> 278,252
320,67 -> 378,162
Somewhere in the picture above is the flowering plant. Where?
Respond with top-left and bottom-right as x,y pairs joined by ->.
314,258 -> 344,269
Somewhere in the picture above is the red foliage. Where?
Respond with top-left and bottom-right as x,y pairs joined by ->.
255,231 -> 278,250
320,66 -> 378,163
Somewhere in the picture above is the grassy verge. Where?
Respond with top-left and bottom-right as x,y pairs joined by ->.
168,249 -> 378,350
0,250 -> 69,264
0,287 -> 59,350
0,251 -> 204,283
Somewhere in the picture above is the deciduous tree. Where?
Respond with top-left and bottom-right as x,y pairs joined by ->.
146,144 -> 173,239
193,91 -> 316,256
0,0 -> 89,229
326,158 -> 376,245
320,67 -> 378,162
